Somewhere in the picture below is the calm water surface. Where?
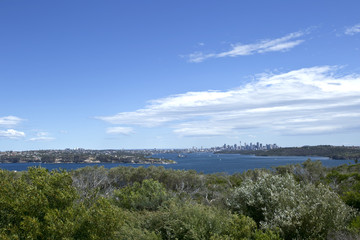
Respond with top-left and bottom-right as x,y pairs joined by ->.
0,153 -> 352,174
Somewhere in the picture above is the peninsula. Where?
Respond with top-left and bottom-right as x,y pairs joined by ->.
0,149 -> 176,164
217,145 -> 360,161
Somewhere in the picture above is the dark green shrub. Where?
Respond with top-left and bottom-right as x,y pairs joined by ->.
228,173 -> 355,239
113,179 -> 170,211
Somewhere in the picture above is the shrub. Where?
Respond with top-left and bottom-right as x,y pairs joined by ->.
228,173 -> 355,239
145,200 -> 232,240
113,179 -> 170,211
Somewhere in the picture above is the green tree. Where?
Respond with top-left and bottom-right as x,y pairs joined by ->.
0,168 -> 77,239
113,179 -> 170,211
145,200 -> 231,240
228,173 -> 355,239
0,168 -> 126,239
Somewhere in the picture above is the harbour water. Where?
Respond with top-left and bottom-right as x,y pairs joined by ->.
0,152 -> 352,174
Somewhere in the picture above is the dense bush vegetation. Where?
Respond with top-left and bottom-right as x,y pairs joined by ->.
220,145 -> 360,161
228,173 -> 354,239
0,161 -> 359,239
251,145 -> 360,161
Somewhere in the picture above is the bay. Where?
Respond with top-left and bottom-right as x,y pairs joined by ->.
0,153 -> 352,174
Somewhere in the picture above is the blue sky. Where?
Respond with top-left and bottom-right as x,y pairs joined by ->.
1,0 -> 360,150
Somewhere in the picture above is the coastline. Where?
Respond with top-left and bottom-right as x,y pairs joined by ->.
216,145 -> 360,161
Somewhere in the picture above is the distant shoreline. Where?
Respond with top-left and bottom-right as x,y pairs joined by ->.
216,145 -> 360,161
0,149 -> 176,165
0,159 -> 176,164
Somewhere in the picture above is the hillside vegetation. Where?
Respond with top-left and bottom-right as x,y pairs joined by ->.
0,161 -> 359,239
220,145 -> 360,161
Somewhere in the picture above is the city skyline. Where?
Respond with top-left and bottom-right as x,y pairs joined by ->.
1,1 -> 360,151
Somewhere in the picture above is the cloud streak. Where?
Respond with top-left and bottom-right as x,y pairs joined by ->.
345,23 -> 360,35
29,132 -> 55,141
0,129 -> 26,139
0,116 -> 23,126
97,66 -> 360,137
106,127 -> 134,135
188,31 -> 306,63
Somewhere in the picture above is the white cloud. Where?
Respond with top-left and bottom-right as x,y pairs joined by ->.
29,132 -> 55,141
188,31 -> 306,63
0,129 -> 26,139
97,66 -> 360,137
106,127 -> 134,135
345,23 -> 360,35
0,116 -> 23,126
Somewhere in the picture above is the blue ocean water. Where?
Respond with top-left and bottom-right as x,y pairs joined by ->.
0,153 -> 352,174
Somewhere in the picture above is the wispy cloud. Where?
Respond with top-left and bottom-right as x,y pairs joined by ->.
345,23 -> 360,35
97,66 -> 360,137
106,127 -> 134,135
0,129 -> 26,139
187,31 -> 306,63
0,116 -> 23,126
29,132 -> 55,141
